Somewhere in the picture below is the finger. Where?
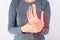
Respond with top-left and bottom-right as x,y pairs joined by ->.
30,6 -> 34,18
39,24 -> 44,31
28,6 -> 31,19
40,11 -> 44,22
32,4 -> 38,18
27,6 -> 31,19
36,21 -> 44,26
27,10 -> 29,19
38,23 -> 44,32
30,24 -> 38,29
38,21 -> 44,29
38,23 -> 44,27
30,27 -> 38,32
30,28 -> 39,33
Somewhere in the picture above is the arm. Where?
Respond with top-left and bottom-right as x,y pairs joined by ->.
8,0 -> 23,34
38,1 -> 51,35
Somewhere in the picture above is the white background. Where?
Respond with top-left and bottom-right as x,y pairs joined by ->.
0,0 -> 60,40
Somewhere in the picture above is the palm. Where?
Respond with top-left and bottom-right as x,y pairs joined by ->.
28,15 -> 39,24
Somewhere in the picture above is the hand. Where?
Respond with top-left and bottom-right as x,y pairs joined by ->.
21,23 -> 40,33
26,4 -> 44,33
35,21 -> 44,33
21,4 -> 44,33
22,13 -> 44,33
21,21 -> 44,33
27,4 -> 44,24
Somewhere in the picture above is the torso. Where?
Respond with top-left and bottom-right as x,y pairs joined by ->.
15,0 -> 43,26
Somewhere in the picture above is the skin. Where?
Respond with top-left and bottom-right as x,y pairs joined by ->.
21,0 -> 44,33
24,0 -> 36,3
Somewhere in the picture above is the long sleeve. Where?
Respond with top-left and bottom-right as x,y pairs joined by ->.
8,0 -> 23,34
38,0 -> 51,35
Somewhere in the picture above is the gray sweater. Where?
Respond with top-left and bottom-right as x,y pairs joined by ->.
8,0 -> 51,40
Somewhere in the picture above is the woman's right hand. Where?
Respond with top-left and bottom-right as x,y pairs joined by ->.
21,23 -> 40,33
